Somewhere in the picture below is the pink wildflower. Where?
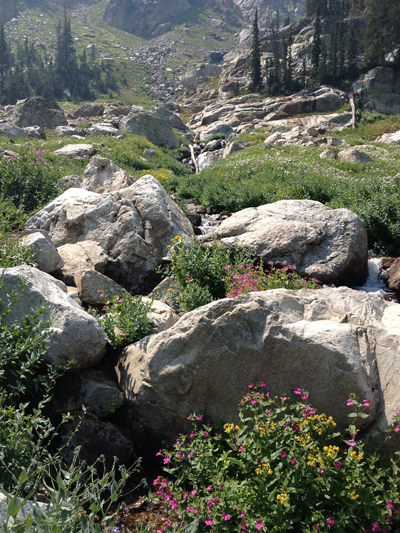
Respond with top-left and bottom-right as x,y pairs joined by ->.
205,517 -> 213,526
327,518 -> 335,527
291,458 -> 297,465
255,519 -> 264,529
348,439 -> 357,446
222,512 -> 231,521
372,523 -> 380,532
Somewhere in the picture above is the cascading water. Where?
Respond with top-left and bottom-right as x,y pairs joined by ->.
353,258 -> 392,298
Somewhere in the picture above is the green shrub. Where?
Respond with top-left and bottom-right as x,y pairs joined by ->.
0,277 -> 54,401
0,234 -> 37,268
163,236 -> 253,302
89,293 -> 154,348
162,239 -> 320,310
0,152 -> 62,227
156,386 -> 400,533
0,280 -> 139,530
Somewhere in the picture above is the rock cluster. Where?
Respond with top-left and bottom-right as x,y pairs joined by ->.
26,174 -> 194,294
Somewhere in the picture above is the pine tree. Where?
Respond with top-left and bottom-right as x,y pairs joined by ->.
0,26 -> 11,96
311,6 -> 322,72
249,8 -> 262,92
328,23 -> 338,83
346,18 -> 358,74
337,17 -> 345,78
317,35 -> 328,83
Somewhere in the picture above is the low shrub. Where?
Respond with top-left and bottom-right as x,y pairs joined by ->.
0,233 -> 37,268
162,239 -> 320,310
0,151 -> 62,228
88,293 -> 154,348
156,386 -> 400,533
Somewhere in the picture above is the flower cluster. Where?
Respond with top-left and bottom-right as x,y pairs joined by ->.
223,262 -> 320,298
153,385 -> 400,533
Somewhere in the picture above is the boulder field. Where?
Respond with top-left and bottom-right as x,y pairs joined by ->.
0,149 -> 395,459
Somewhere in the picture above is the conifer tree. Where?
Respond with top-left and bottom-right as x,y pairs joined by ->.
346,18 -> 358,74
249,8 -> 262,92
311,6 -> 322,72
318,35 -> 328,83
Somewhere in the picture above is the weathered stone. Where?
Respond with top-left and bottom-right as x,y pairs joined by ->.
0,493 -> 48,531
23,125 -> 46,139
376,131 -> 400,144
0,123 -> 27,138
88,123 -> 122,137
152,106 -> 188,131
326,137 -> 347,147
26,179 -> 194,294
12,97 -> 67,129
82,156 -> 135,194
117,287 -> 400,449
338,149 -> 373,163
142,297 -> 180,333
212,199 -> 368,286
55,126 -> 87,136
73,102 -> 104,118
0,266 -> 107,369
384,258 -> 400,299
60,414 -> 132,467
199,122 -> 234,141
52,369 -> 123,419
20,232 -> 64,273
78,270 -> 126,305
57,240 -> 108,287
119,113 -> 179,148
53,144 -> 97,159
197,149 -> 223,171
144,148 -> 156,158
320,149 -> 338,159
59,175 -> 83,189
148,277 -> 179,298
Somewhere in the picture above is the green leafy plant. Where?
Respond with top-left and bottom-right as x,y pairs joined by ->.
0,234 -> 37,269
88,293 -> 154,348
0,279 -> 140,531
155,386 -> 400,533
0,277 -> 54,401
163,236 -> 254,302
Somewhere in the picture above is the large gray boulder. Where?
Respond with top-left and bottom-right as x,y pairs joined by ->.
53,144 -> 97,159
12,97 -> 67,129
26,179 -> 194,294
88,123 -> 122,137
0,266 -> 107,369
117,287 -> 400,449
152,106 -> 188,132
55,126 -> 87,137
82,156 -> 135,193
119,113 -> 179,148
73,102 -> 104,118
357,67 -> 400,115
338,149 -> 373,163
0,123 -> 27,138
212,199 -> 368,287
